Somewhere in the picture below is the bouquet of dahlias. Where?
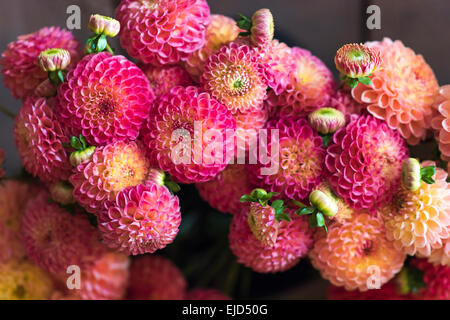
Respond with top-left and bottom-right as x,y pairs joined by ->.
0,0 -> 448,300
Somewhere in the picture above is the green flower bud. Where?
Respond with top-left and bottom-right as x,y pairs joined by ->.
309,190 -> 338,217
401,158 -> 421,191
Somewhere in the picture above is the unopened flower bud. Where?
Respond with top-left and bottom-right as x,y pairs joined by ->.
335,43 -> 381,79
250,9 -> 274,48
88,14 -> 120,37
49,181 -> 75,205
70,146 -> 96,167
401,158 -> 421,191
38,48 -> 71,72
309,190 -> 338,217
147,168 -> 165,186
308,107 -> 345,135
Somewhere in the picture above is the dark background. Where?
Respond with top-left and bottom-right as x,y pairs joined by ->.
0,0 -> 449,299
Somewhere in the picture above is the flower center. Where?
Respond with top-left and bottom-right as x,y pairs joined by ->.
360,240 -> 373,256
348,50 -> 366,61
98,100 -> 115,115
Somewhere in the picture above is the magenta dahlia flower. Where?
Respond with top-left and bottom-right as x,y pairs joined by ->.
0,27 -> 81,99
70,140 -> 151,214
14,97 -> 72,183
57,52 -> 154,146
98,182 -> 181,255
326,115 -> 409,211
248,116 -> 326,201
116,0 -> 210,66
141,86 -> 236,184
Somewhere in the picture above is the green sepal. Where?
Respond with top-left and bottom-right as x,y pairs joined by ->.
320,134 -> 332,147
271,199 -> 291,222
57,70 -> 65,83
239,194 -> 255,203
237,13 -> 252,36
69,135 -> 89,151
346,77 -> 359,88
358,76 -> 372,86
420,166 -> 436,184
96,35 -> 108,52
295,206 -> 315,215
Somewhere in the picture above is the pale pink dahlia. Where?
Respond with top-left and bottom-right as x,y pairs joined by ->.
428,237 -> 450,267
196,164 -> 253,215
98,182 -> 181,255
186,288 -> 230,300
229,208 -> 313,273
248,117 -> 326,201
0,181 -> 35,263
22,191 -> 103,275
381,162 -> 450,257
352,38 -> 439,145
14,97 -> 72,183
127,255 -> 186,300
268,46 -> 336,116
77,252 -> 130,300
0,27 -> 81,99
201,42 -> 269,113
70,140 -> 151,214
141,64 -> 193,96
184,14 -> 240,80
326,115 -> 409,211
309,213 -> 406,291
57,52 -> 154,146
141,86 -> 236,184
116,0 -> 210,66
431,85 -> 450,161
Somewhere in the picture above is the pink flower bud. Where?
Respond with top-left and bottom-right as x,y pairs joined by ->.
88,14 -> 120,37
37,48 -> 71,72
334,43 -> 381,78
308,107 -> 346,134
250,9 -> 274,48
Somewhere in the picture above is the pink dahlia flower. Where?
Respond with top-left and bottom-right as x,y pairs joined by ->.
22,191 -> 103,275
141,64 -> 193,97
335,43 -> 381,78
329,89 -> 366,116
184,14 -> 240,81
98,182 -> 181,255
352,38 -> 439,145
127,255 -> 186,300
196,164 -> 253,215
14,97 -> 72,183
248,117 -> 326,201
201,42 -> 270,113
57,52 -> 154,146
234,105 -> 268,154
431,85 -> 450,162
70,140 -> 151,214
0,27 -> 81,100
326,115 -> 409,211
116,0 -> 210,66
141,86 -> 236,184
229,207 -> 313,273
310,213 -> 406,291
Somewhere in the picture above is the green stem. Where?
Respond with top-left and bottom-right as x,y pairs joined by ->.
0,105 -> 15,119
224,260 -> 240,296
105,43 -> 114,54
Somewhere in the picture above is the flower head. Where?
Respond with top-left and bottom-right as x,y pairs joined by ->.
250,9 -> 274,48
0,27 -> 81,99
14,97 -> 72,183
141,86 -> 236,184
352,38 -> 439,145
308,107 -> 346,135
116,0 -> 210,65
141,64 -> 193,97
431,85 -> 450,161
57,52 -> 154,146
201,42 -> 269,113
309,213 -> 406,291
326,115 -> 409,211
98,182 -> 181,255
70,140 -> 151,214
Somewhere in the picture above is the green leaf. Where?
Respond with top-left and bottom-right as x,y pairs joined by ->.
271,199 -> 284,211
236,13 -> 252,32
262,192 -> 279,201
97,35 -> 108,52
320,134 -> 332,147
358,76 -> 372,86
70,136 -> 82,150
296,206 -> 315,215
420,166 -> 436,184
57,70 -> 65,83
316,212 -> 325,227
166,181 -> 181,194
239,194 -> 255,203
79,135 -> 87,149
275,211 -> 291,222
346,77 -> 359,88
309,214 -> 317,228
